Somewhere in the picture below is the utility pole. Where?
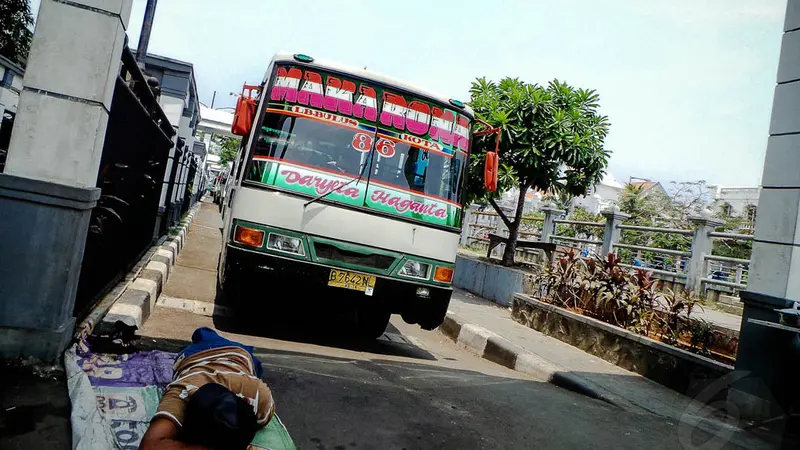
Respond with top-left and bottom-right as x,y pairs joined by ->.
136,0 -> 158,63
210,90 -> 216,109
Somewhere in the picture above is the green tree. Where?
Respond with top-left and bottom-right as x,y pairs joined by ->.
214,136 -> 241,165
618,184 -> 654,222
617,181 -> 712,267
556,205 -> 603,239
0,0 -> 33,67
466,77 -> 611,265
712,203 -> 753,260
542,190 -> 575,214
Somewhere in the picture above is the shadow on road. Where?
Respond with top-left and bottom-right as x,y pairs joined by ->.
210,291 -> 437,361
136,337 -> 777,450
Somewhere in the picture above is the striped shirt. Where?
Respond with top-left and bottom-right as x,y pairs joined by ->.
153,346 -> 275,428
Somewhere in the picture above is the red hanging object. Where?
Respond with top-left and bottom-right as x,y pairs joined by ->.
484,151 -> 498,192
231,84 -> 260,136
473,119 -> 501,192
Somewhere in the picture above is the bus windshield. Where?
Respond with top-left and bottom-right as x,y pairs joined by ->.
245,64 -> 471,228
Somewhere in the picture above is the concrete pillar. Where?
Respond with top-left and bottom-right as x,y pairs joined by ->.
600,206 -> 629,256
729,0 -> 800,420
170,150 -> 183,224
540,204 -> 564,243
687,212 -> 724,294
459,206 -> 476,246
0,0 -> 133,359
154,138 -> 177,235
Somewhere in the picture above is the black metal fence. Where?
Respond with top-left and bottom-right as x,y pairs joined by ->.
73,46 -> 177,317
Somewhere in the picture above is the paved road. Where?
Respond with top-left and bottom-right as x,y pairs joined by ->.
143,304 -> 750,450
138,201 -> 765,450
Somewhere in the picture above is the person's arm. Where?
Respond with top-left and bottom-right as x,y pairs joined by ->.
139,417 -> 209,450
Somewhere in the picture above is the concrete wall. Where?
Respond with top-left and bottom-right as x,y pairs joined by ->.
160,95 -> 184,126
512,294 -> 733,400
453,254 -> 531,307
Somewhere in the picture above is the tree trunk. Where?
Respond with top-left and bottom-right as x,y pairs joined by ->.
501,186 -> 529,265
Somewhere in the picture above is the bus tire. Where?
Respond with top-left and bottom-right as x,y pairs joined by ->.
217,267 -> 240,309
354,305 -> 390,340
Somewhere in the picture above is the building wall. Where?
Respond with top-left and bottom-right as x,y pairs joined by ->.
574,183 -> 622,214
159,95 -> 184,127
712,187 -> 760,217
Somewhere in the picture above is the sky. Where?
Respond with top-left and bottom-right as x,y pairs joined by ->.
31,0 -> 788,188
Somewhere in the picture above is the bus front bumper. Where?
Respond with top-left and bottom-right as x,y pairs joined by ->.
222,245 -> 452,330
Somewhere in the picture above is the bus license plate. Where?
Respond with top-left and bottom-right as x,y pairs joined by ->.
328,269 -> 376,295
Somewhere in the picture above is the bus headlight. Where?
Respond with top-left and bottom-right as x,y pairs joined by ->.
398,260 -> 430,280
267,233 -> 305,256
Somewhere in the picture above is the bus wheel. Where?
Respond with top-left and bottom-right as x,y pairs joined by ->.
216,270 -> 240,309
354,305 -> 390,340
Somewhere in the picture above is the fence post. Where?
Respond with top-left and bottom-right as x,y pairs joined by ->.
540,204 -> 565,243
459,206 -> 475,246
687,211 -> 724,295
600,206 -> 629,256
735,264 -> 744,285
490,211 -> 510,258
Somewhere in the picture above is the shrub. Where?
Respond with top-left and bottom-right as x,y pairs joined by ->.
532,250 -> 714,356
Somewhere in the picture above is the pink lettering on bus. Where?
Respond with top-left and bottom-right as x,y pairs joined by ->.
405,101 -> 431,136
323,76 -> 356,115
429,107 -> 455,146
281,169 -> 360,198
353,85 -> 378,122
453,115 -> 470,151
297,71 -> 324,109
379,92 -> 407,130
370,189 -> 446,218
271,67 -> 302,103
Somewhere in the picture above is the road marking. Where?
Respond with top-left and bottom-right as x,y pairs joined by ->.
156,295 -> 230,317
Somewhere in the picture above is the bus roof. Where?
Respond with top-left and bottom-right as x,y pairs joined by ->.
265,52 -> 475,119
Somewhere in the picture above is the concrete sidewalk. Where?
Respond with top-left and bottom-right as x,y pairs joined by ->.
441,289 -> 771,448
445,290 -> 693,416
694,305 -> 742,331
161,200 -> 223,304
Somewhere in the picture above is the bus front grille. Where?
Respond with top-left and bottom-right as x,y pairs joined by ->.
313,243 -> 396,270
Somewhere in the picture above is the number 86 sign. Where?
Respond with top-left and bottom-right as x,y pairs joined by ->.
351,132 -> 396,158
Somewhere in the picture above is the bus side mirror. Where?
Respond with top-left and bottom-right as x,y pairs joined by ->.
473,119 -> 501,193
484,151 -> 498,192
231,83 -> 261,136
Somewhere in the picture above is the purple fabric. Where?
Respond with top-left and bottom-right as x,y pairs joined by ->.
76,350 -> 177,388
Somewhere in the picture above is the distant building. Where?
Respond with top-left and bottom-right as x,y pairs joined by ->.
137,52 -> 204,213
628,178 -> 668,198
198,105 -> 234,139
708,185 -> 759,231
197,105 -> 235,183
0,55 -> 24,172
139,53 -> 201,154
495,172 -> 627,216
573,172 -> 625,214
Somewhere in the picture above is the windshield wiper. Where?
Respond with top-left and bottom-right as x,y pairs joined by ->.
303,157 -> 370,208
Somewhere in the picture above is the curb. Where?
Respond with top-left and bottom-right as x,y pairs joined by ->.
439,311 -> 617,405
78,203 -> 203,336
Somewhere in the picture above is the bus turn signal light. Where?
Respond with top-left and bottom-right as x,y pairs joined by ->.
434,266 -> 454,283
234,225 -> 265,248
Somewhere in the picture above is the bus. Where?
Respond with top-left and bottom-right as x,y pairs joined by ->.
218,52 -> 494,338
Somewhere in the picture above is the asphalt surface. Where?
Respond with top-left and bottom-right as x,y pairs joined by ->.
136,200 -> 775,450
142,303 -> 773,450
